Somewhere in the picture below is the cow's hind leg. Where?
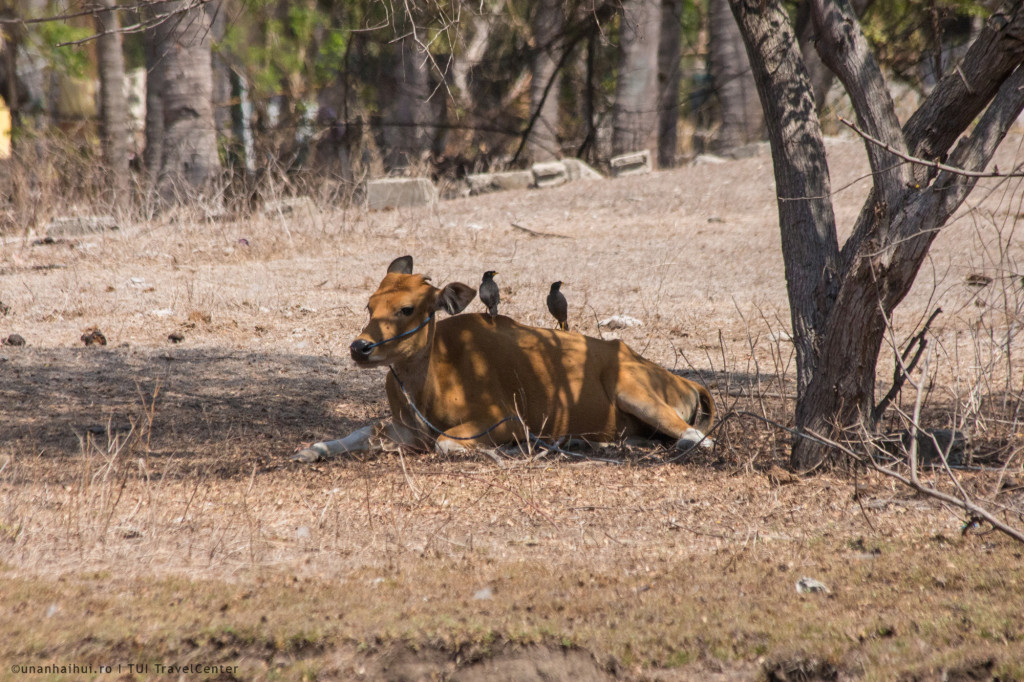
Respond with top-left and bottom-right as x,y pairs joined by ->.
614,384 -> 713,451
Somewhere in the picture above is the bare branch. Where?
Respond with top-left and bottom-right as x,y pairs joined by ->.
0,1 -> 162,25
839,116 -> 1024,180
905,2 -> 1024,162
933,64 -> 1024,218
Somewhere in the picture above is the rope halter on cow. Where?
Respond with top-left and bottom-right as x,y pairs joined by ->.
362,312 -> 436,351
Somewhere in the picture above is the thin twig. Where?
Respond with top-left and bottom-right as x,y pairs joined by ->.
839,116 -> 1024,179
806,427 -> 1024,545
872,307 -> 942,425
509,222 -> 572,239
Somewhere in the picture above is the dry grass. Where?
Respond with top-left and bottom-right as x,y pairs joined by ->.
1,134 -> 1023,680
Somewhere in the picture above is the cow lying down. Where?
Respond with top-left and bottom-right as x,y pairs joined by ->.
293,256 -> 714,462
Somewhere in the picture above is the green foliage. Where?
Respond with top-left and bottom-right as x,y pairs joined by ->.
35,22 -> 92,78
860,0 -> 984,79
217,0 -> 353,102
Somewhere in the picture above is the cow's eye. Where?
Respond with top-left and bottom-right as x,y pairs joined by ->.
399,306 -> 415,317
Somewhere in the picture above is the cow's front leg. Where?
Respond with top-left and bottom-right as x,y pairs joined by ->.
292,425 -> 376,462
433,419 -> 523,456
292,421 -> 425,462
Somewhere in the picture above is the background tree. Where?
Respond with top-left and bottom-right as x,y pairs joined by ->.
94,0 -> 129,209
727,0 -> 1024,469
147,0 -> 221,203
708,0 -> 761,152
612,0 -> 660,156
657,0 -> 683,168
526,0 -> 565,162
382,31 -> 431,170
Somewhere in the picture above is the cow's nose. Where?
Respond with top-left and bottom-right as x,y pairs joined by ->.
350,339 -> 373,360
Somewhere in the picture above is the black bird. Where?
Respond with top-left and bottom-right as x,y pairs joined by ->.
480,271 -> 500,318
547,281 -> 568,331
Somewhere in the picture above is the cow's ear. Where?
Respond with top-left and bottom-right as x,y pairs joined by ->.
387,255 -> 413,274
436,282 -> 476,315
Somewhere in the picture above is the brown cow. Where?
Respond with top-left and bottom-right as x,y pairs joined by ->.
293,256 -> 714,461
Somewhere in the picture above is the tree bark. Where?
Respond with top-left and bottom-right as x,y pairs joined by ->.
657,0 -> 683,167
95,0 -> 129,209
612,0 -> 661,156
527,0 -> 564,162
795,0 -> 874,114
709,0 -> 763,152
726,0 -> 839,399
149,0 -> 221,203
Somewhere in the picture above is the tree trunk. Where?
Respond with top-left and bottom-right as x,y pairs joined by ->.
657,0 -> 683,167
149,0 -> 220,203
143,27 -> 163,180
384,34 -> 430,170
527,0 -> 564,162
709,0 -> 763,151
795,0 -> 874,114
727,0 -> 1024,470
95,0 -> 129,209
725,0 -> 839,399
612,0 -> 661,156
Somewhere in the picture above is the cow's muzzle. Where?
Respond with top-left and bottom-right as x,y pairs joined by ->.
350,338 -> 374,362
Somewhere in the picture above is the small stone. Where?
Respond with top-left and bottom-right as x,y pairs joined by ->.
796,577 -> 830,594
466,170 -> 534,194
599,314 -> 643,330
81,329 -> 107,346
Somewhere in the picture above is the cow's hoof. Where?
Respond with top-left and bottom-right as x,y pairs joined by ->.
435,438 -> 470,456
677,428 -> 714,451
291,446 -> 324,463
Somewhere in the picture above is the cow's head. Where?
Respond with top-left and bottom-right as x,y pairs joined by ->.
349,256 -> 476,366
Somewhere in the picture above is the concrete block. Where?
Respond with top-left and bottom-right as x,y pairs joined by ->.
466,170 -> 534,195
610,149 -> 652,177
47,215 -> 119,237
561,158 -> 603,181
366,177 -> 437,210
531,161 -> 569,188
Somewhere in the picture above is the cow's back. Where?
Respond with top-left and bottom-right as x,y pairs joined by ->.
424,313 -> 630,439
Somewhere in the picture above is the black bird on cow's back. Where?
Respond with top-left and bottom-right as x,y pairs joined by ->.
480,271 -> 500,319
547,281 -> 568,331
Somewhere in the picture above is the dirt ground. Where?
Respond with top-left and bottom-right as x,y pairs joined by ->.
2,134 -> 1024,681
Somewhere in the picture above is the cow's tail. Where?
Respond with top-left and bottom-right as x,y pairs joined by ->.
692,383 -> 715,432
